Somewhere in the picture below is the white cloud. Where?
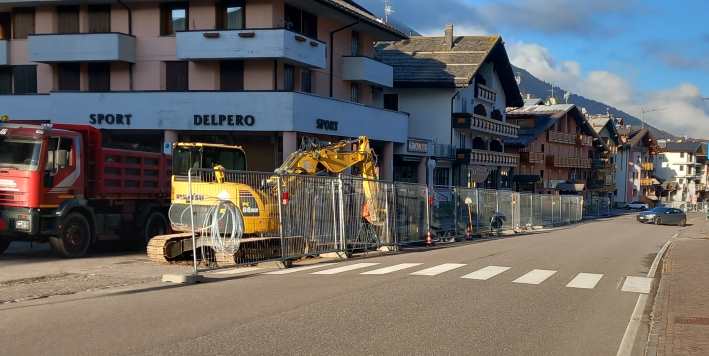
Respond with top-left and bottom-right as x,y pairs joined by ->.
508,41 -> 709,139
419,24 -> 489,37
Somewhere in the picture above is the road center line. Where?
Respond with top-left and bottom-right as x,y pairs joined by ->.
512,269 -> 557,285
566,273 -> 604,289
461,266 -> 511,280
311,263 -> 380,275
621,276 -> 653,294
361,263 -> 422,275
411,263 -> 466,276
264,263 -> 336,275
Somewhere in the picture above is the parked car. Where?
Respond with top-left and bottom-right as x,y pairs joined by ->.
637,207 -> 687,226
627,201 -> 650,210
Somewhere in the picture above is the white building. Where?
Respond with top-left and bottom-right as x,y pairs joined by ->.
654,141 -> 708,203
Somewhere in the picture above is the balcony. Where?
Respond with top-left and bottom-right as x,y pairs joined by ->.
476,84 -> 497,104
520,151 -> 545,164
451,114 -> 519,138
456,149 -> 519,167
592,159 -> 613,170
0,40 -> 7,65
0,91 -> 408,143
641,162 -> 654,171
548,131 -> 576,145
433,143 -> 455,159
547,156 -> 592,169
176,29 -> 327,69
28,33 -> 136,63
640,178 -> 655,186
578,135 -> 594,147
341,56 -> 393,88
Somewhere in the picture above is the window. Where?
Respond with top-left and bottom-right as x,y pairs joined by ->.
220,60 -> 244,91
0,13 -> 10,40
57,6 -> 79,33
88,63 -> 111,91
57,63 -> 80,91
12,8 -> 34,39
680,165 -> 684,172
284,5 -> 317,39
217,1 -> 245,30
371,86 -> 382,104
680,152 -> 685,158
45,136 -> 74,172
301,69 -> 312,93
541,144 -> 545,152
383,93 -> 398,111
88,5 -> 111,33
160,3 -> 188,36
679,178 -> 684,184
283,64 -> 294,91
0,68 -> 11,94
350,83 -> 360,103
351,31 -> 360,56
434,168 -> 449,186
165,61 -> 188,91
13,65 -> 36,94
540,170 -> 544,178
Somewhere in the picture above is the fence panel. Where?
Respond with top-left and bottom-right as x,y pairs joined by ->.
431,186 -> 457,240
519,193 -> 533,229
393,182 -> 429,245
497,190 -> 515,230
479,189 -> 497,232
455,188 -> 479,236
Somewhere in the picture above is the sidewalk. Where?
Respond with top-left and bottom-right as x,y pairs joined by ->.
646,214 -> 709,356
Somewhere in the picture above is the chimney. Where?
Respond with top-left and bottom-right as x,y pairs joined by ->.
445,24 -> 454,49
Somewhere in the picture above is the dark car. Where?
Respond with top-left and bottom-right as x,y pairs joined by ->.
637,207 -> 687,226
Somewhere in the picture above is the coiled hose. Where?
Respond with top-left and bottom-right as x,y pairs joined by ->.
201,199 -> 245,255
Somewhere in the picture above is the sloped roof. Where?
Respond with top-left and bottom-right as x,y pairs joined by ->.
315,0 -> 407,39
375,35 -> 524,106
523,98 -> 544,106
588,115 -> 621,145
505,104 -> 598,146
626,128 -> 653,148
663,141 -> 704,153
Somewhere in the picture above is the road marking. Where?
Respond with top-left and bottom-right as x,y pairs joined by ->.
621,276 -> 653,294
263,263 -> 335,275
361,263 -> 422,275
411,263 -> 466,276
460,266 -> 511,280
212,267 -> 262,275
566,273 -> 604,289
512,269 -> 557,285
311,263 -> 380,275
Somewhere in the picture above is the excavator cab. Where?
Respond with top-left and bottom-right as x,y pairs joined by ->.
172,143 -> 247,175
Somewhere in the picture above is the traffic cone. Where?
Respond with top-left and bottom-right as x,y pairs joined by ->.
426,230 -> 433,246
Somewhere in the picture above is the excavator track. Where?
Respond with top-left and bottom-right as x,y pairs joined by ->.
146,233 -> 193,264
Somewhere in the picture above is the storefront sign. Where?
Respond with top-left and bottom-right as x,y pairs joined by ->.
193,114 -> 255,127
316,119 -> 338,131
407,139 -> 429,154
89,113 -> 132,125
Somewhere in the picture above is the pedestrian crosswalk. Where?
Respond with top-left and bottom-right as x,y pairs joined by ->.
256,262 -> 652,293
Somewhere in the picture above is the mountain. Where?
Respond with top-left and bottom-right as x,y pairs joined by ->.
513,66 -> 677,139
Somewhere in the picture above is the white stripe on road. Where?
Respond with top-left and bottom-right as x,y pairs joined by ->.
213,267 -> 263,275
460,266 -> 511,280
411,263 -> 466,276
361,263 -> 423,275
311,263 -> 380,275
512,269 -> 557,285
566,273 -> 604,289
621,276 -> 653,294
263,263 -> 336,275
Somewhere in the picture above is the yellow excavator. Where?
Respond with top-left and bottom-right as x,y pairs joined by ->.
147,136 -> 381,265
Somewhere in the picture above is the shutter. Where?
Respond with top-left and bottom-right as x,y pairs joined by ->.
0,67 -> 12,94
57,63 -> 81,91
88,5 -> 111,33
12,8 -> 34,39
88,63 -> 111,91
0,13 -> 10,40
12,65 -> 37,94
220,61 -> 244,91
57,6 -> 79,34
165,61 -> 188,91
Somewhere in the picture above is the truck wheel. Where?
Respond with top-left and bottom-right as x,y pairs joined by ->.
0,239 -> 10,254
50,213 -> 91,258
143,211 -> 169,244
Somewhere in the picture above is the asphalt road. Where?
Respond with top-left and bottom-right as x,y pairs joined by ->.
0,214 -> 680,356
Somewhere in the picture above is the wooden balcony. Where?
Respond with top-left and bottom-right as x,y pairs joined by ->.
641,162 -> 654,171
476,84 -> 497,104
547,156 -> 592,169
640,178 -> 655,186
451,113 -> 519,138
548,131 -> 576,145
456,149 -> 519,167
578,135 -> 594,147
520,151 -> 545,164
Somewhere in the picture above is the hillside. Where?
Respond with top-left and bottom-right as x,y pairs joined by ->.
513,66 -> 677,139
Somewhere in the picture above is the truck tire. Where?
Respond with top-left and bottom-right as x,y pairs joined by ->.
0,239 -> 10,254
49,213 -> 92,258
143,211 -> 169,244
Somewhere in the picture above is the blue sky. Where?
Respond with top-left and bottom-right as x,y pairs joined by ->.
358,0 -> 709,138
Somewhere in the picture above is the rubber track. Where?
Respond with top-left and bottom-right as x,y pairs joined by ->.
146,233 -> 192,264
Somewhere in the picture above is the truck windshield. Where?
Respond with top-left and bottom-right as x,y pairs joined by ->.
0,137 -> 42,171
173,146 -> 247,176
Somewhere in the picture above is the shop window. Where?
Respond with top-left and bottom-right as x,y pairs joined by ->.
57,63 -> 81,91
383,93 -> 398,111
301,69 -> 312,93
0,68 -> 11,94
351,31 -> 360,56
57,6 -> 79,33
220,60 -> 244,91
88,5 -> 111,33
160,2 -> 188,36
165,61 -> 188,91
283,64 -> 295,91
0,13 -> 10,40
12,65 -> 36,94
88,63 -> 111,91
12,8 -> 34,39
284,5 -> 317,39
217,1 -> 245,30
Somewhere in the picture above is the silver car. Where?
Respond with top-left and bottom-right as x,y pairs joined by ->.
637,207 -> 687,226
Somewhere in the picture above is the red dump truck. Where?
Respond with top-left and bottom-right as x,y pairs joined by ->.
0,122 -> 171,257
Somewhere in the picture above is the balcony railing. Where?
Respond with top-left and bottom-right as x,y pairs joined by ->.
457,149 -> 519,167
28,33 -> 136,63
433,143 -> 455,159
0,40 -> 7,65
548,156 -> 592,169
578,135 -> 594,147
451,114 -> 519,138
592,159 -> 613,170
548,131 -> 576,145
640,178 -> 655,186
476,84 -> 497,104
641,162 -> 654,171
520,151 -> 545,164
341,56 -> 393,88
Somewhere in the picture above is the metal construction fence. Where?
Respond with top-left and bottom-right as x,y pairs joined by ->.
174,169 -> 600,271
660,201 -> 709,213
584,196 -> 612,218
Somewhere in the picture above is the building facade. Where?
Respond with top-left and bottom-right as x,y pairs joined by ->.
588,114 -> 620,201
505,103 -> 598,195
654,141 -> 708,203
375,26 -> 524,187
614,127 -> 659,206
0,0 -> 408,176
